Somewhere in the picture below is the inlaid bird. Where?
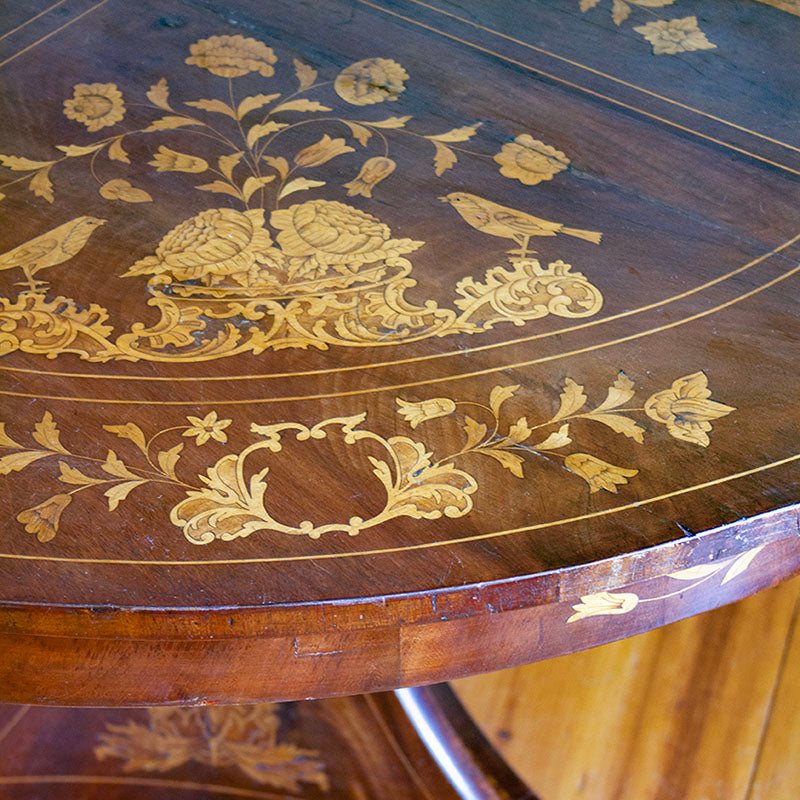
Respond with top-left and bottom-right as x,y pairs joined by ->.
439,192 -> 602,259
0,216 -> 106,291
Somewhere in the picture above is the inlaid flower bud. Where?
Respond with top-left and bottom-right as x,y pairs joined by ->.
343,157 -> 396,198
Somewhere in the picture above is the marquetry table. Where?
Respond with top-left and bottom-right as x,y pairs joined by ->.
1,0 -> 798,797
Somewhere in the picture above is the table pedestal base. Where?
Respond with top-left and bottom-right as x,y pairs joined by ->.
0,686 -> 533,800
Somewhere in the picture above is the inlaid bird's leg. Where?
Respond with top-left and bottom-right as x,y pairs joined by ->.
506,234 -> 535,261
14,264 -> 49,292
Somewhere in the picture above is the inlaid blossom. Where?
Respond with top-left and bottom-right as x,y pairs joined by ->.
634,16 -> 716,55
294,135 -> 355,168
334,58 -> 408,105
344,157 -> 396,197
564,453 -> 638,494
644,372 -> 734,447
17,494 -> 72,542
148,146 -> 208,173
123,208 -> 278,285
63,83 -> 125,132
567,592 -> 639,623
183,412 -> 232,445
494,135 -> 570,185
396,398 -> 456,428
270,200 -> 423,271
186,35 -> 277,78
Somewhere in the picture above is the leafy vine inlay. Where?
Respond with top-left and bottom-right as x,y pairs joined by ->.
0,371 -> 734,545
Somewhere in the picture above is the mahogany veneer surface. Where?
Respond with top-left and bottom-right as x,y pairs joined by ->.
0,0 -> 798,704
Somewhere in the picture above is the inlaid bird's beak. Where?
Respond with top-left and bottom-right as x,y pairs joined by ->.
438,196 -> 449,202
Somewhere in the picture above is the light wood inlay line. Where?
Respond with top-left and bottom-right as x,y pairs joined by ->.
0,452 -> 796,566
357,0 -> 800,177
0,0 -> 70,42
2,257 -> 797,405
405,0 -> 800,156
1,232 -> 797,383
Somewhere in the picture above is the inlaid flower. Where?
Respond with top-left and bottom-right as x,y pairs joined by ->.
396,397 -> 456,428
334,58 -> 408,105
270,200 -> 423,270
564,453 -> 638,494
186,35 -> 277,78
294,135 -> 355,168
634,16 -> 716,55
344,157 -> 396,198
494,135 -> 570,185
183,411 -> 232,445
63,83 -> 125,132
644,372 -> 735,447
148,146 -> 209,173
122,208 -> 278,284
17,494 -> 72,543
567,591 -> 639,623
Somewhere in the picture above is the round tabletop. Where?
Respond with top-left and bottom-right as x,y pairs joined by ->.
1,0 -> 798,706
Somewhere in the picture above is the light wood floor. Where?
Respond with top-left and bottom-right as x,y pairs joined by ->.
453,575 -> 800,800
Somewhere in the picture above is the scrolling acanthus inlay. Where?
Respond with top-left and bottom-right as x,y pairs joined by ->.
0,371 -> 734,545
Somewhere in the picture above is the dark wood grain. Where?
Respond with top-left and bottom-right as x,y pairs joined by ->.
0,0 -> 798,705
0,686 -> 533,799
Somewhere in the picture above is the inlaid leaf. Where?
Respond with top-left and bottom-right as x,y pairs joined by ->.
293,58 -> 317,90
277,177 -> 325,200
29,169 -> 54,202
534,423 -> 571,450
0,422 -> 21,449
196,180 -> 244,200
580,0 -> 602,9
99,178 -> 152,203
342,120 -> 372,146
0,450 -> 49,475
585,412 -> 645,443
144,116 -> 201,132
147,78 -> 171,110
593,372 -> 636,413
56,142 -> 107,157
425,123 -> 481,142
246,121 -> 288,148
237,92 -> 280,118
102,450 -> 141,480
263,155 -> 289,179
667,562 -> 725,581
103,423 -> 147,454
157,443 -> 183,480
506,416 -> 531,444
218,152 -> 243,181
551,378 -> 587,422
612,0 -> 631,24
432,141 -> 456,176
489,384 -> 519,417
58,461 -> 105,486
483,449 -> 524,478
0,155 -> 56,170
242,174 -> 275,202
272,99 -> 331,113
108,137 -> 130,163
33,411 -> 69,453
105,480 -> 147,511
184,98 -> 237,118
721,545 -> 765,585
363,116 -> 411,128
462,416 -> 487,451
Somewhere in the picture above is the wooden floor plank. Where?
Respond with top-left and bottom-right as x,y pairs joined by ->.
453,577 -> 800,800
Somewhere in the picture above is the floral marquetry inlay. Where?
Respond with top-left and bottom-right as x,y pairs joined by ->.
0,32 -> 607,360
0,372 -> 734,546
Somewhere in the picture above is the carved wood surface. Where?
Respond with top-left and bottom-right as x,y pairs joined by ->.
0,0 -> 798,704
